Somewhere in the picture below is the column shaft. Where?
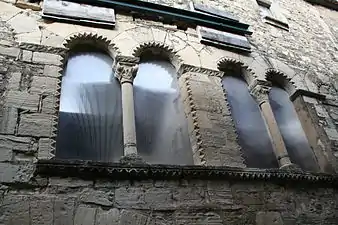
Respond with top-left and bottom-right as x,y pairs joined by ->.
121,81 -> 137,156
250,84 -> 293,168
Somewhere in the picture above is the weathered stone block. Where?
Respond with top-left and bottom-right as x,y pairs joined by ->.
7,72 -> 21,90
256,212 -> 283,225
0,194 -> 30,225
43,65 -> 62,78
41,95 -> 56,114
74,205 -> 96,225
115,187 -> 145,208
18,113 -> 54,137
120,210 -> 148,225
49,177 -> 93,187
0,163 -> 33,183
80,188 -> 114,207
173,187 -> 205,207
22,50 -> 33,62
32,52 -> 62,65
0,135 -> 32,152
0,45 -> 20,58
30,196 -> 54,225
54,198 -> 76,225
38,138 -> 54,160
96,208 -> 120,225
144,188 -> 174,209
4,90 -> 39,111
0,146 -> 12,161
0,107 -> 17,135
30,76 -> 58,95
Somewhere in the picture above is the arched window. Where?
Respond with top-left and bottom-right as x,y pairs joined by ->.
133,60 -> 193,165
269,86 -> 319,171
56,47 -> 123,162
222,75 -> 278,168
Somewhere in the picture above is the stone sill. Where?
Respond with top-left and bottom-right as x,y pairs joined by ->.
263,16 -> 289,31
36,159 -> 338,186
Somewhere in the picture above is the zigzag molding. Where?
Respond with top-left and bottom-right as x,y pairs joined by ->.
266,68 -> 296,87
184,77 -> 206,165
132,41 -> 182,67
217,57 -> 258,86
220,78 -> 247,167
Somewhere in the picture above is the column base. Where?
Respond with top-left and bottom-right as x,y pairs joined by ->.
119,153 -> 146,165
279,163 -> 302,172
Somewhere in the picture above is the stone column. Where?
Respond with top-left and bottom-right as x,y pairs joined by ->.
250,84 -> 294,169
114,57 -> 142,163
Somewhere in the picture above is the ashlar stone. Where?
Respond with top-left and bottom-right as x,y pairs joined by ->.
7,72 -> 21,90
74,205 -> 96,225
30,76 -> 58,95
32,52 -> 62,65
0,107 -> 17,135
0,45 -> 20,58
18,113 -> 54,137
43,65 -> 61,78
4,90 -> 39,111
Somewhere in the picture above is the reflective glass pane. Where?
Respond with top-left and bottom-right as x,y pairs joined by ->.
269,86 -> 319,171
222,76 -> 278,168
134,60 -> 193,165
56,52 -> 123,162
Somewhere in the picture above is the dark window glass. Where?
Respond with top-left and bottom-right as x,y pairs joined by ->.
56,51 -> 123,162
134,60 -> 193,165
269,86 -> 318,171
222,76 -> 278,168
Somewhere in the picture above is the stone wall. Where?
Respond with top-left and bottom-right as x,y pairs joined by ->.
0,0 -> 338,224
0,177 -> 337,225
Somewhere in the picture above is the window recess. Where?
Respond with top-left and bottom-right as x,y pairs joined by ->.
256,0 -> 289,31
42,0 -> 116,27
190,2 -> 251,53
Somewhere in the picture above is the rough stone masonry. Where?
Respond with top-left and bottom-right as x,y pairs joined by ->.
0,0 -> 338,224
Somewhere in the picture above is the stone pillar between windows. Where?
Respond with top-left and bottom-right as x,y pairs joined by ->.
250,84 -> 294,169
115,58 -> 143,163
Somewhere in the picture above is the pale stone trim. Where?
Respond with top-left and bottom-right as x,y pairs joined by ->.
249,83 -> 294,169
114,56 -> 141,162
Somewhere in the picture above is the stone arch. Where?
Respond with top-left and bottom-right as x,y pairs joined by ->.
132,41 -> 182,70
49,32 -> 122,161
217,57 -> 257,87
265,69 -> 296,95
62,32 -> 120,66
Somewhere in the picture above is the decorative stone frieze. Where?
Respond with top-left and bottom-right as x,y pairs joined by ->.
36,159 -> 338,186
179,64 -> 222,78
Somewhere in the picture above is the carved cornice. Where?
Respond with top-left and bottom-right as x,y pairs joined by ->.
19,42 -> 67,55
114,56 -> 140,84
178,64 -> 222,77
36,159 -> 338,186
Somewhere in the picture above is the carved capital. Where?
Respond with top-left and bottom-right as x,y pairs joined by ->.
250,84 -> 271,105
114,56 -> 139,84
